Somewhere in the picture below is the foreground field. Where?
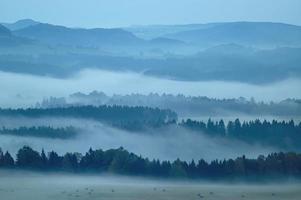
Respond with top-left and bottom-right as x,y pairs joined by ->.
0,170 -> 300,200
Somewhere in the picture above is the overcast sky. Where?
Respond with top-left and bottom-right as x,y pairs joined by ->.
1,0 -> 301,28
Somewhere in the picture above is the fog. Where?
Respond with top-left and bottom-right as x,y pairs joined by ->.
0,69 -> 301,108
0,117 -> 277,161
0,170 -> 300,200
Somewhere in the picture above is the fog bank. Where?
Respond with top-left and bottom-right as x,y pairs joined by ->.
0,170 -> 301,200
0,117 -> 276,161
1,70 -> 301,108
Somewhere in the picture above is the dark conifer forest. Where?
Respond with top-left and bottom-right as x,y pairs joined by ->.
181,119 -> 301,149
1,146 -> 301,181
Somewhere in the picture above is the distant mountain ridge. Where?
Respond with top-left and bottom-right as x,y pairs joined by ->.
164,22 -> 301,48
13,23 -> 145,47
1,20 -> 301,84
3,20 -> 301,50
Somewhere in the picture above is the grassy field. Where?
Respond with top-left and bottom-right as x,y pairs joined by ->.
0,170 -> 300,200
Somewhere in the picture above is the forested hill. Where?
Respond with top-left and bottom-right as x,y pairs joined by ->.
0,106 -> 177,130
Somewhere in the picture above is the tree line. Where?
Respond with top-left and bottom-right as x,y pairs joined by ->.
0,126 -> 77,139
1,146 -> 301,180
0,105 -> 178,131
181,119 -> 301,150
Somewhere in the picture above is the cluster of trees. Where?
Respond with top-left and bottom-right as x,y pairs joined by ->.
181,119 -> 301,150
1,146 -> 301,180
0,126 -> 77,139
0,105 -> 177,131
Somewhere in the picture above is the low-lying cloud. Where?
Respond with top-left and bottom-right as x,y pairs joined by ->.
0,117 -> 276,162
0,69 -> 301,108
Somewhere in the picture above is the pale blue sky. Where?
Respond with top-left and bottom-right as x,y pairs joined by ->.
1,0 -> 301,28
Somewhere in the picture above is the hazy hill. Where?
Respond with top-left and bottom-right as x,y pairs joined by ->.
0,45 -> 300,83
164,22 -> 301,48
1,19 -> 40,31
11,22 -> 188,54
13,23 -> 145,47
